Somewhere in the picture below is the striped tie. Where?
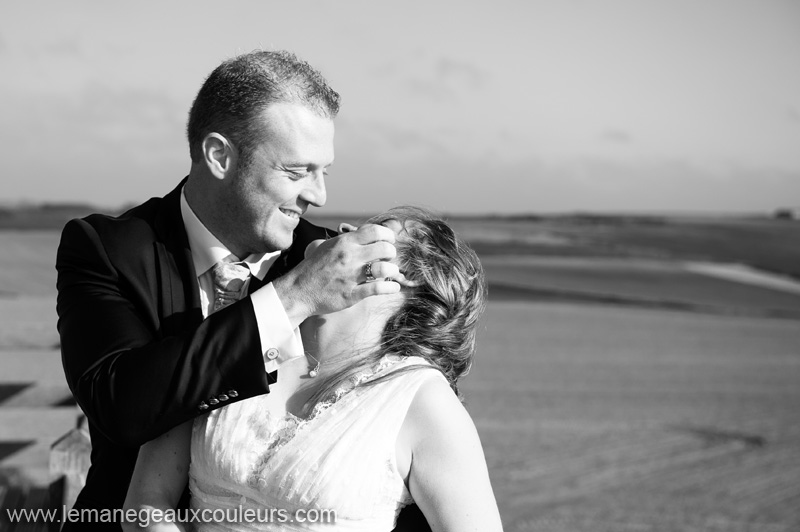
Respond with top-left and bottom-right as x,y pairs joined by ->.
212,261 -> 251,312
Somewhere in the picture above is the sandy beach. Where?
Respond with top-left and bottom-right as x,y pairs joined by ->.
1,228 -> 799,531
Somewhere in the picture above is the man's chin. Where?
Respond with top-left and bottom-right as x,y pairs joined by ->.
261,233 -> 294,254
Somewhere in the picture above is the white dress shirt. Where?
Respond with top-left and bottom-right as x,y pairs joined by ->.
180,188 -> 303,373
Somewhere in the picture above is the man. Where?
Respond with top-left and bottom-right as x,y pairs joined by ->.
56,50 -> 429,531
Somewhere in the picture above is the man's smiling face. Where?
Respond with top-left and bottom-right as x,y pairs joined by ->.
222,102 -> 335,255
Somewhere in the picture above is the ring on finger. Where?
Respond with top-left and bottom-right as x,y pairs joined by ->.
364,261 -> 376,282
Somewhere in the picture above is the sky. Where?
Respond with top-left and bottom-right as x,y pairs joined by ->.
0,0 -> 798,215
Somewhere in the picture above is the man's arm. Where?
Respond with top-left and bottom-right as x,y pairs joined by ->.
57,218 -> 401,447
57,218 -> 269,447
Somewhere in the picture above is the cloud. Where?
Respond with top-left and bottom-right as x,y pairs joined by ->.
406,57 -> 487,100
41,34 -> 83,57
13,34 -> 85,59
327,150 -> 800,215
436,58 -> 487,89
1,83 -> 187,204
366,59 -> 400,79
545,157 -> 800,213
600,129 -> 632,143
405,77 -> 454,101
372,122 -> 447,153
50,84 -> 185,151
336,120 -> 449,162
404,56 -> 487,101
368,54 -> 488,103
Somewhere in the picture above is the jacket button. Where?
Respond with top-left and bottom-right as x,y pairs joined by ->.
266,348 -> 279,360
228,390 -> 239,398
198,401 -> 209,410
218,394 -> 229,402
208,397 -> 219,405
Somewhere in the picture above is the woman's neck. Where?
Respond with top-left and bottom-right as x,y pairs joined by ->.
301,301 -> 392,372
276,293 -> 404,416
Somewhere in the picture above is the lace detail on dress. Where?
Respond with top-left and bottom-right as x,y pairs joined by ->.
315,355 -> 405,409
245,356 -> 407,491
246,414 -> 300,491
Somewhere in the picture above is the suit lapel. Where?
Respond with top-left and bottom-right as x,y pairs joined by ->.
153,179 -> 203,334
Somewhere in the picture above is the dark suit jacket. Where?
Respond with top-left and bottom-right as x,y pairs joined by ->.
55,180 -> 430,531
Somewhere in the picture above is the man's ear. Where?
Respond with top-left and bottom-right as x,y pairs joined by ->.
201,133 -> 237,180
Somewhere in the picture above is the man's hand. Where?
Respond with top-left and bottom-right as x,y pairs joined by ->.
272,223 -> 402,329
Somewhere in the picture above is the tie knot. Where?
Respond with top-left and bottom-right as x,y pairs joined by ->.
212,261 -> 251,311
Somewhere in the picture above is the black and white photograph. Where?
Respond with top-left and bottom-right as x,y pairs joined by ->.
1,2 -> 799,531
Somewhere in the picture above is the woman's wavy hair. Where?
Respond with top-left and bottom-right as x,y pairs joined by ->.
302,207 -> 488,415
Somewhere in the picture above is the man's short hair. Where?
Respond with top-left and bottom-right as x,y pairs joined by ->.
186,50 -> 340,165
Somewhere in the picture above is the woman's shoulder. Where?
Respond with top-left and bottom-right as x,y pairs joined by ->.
401,361 -> 471,437
396,363 -> 478,475
408,373 -> 465,420
355,355 -> 451,413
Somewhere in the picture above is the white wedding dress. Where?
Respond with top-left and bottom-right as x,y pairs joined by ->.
189,356 -> 442,531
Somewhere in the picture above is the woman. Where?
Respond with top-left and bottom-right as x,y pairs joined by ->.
123,207 -> 503,531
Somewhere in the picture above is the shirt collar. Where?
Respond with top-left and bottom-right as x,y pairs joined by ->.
180,186 -> 280,281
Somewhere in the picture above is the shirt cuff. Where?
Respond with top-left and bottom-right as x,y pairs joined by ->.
250,282 -> 304,373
